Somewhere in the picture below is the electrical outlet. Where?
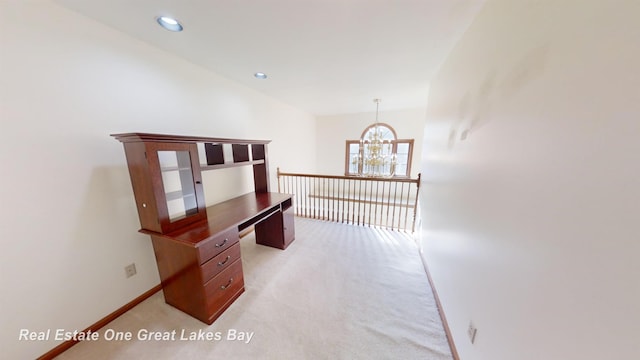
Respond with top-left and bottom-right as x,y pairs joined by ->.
467,322 -> 477,344
125,263 -> 137,278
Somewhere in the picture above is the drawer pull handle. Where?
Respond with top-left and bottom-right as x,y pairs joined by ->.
218,256 -> 231,267
220,278 -> 233,290
215,239 -> 228,248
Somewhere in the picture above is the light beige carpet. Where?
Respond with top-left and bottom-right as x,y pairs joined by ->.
58,218 -> 453,359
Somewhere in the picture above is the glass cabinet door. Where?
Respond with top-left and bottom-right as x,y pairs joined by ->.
157,150 -> 199,222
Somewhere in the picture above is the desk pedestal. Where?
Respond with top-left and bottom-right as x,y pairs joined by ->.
256,207 -> 295,250
148,192 -> 294,324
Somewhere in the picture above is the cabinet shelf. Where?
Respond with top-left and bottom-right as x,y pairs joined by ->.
161,166 -> 193,172
165,190 -> 196,201
201,159 -> 265,171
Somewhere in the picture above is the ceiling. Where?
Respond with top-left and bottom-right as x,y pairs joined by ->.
54,0 -> 484,116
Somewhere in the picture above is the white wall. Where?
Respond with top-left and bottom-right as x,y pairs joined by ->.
316,108 -> 426,177
0,2 -> 316,358
419,0 -> 640,359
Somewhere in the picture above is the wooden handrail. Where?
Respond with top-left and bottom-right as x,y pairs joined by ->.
277,169 -> 420,184
277,169 -> 421,232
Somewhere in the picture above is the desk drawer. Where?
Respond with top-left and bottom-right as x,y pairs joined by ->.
201,242 -> 241,284
198,227 -> 239,264
205,259 -> 244,314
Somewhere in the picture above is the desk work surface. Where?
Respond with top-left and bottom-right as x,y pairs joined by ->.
161,192 -> 292,246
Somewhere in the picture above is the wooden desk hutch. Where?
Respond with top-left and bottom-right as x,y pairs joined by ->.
112,133 -> 295,324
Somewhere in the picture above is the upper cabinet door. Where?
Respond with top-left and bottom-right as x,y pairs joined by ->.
146,142 -> 207,233
158,150 -> 198,220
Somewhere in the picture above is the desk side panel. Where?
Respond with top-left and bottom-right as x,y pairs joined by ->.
283,206 -> 295,249
123,142 -> 162,233
150,235 -> 208,321
255,210 -> 285,249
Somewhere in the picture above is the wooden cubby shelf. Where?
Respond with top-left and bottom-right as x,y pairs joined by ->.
201,159 -> 265,171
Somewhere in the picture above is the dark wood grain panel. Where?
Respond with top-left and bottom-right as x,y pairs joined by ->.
112,132 -> 271,145
255,210 -> 285,249
122,141 -> 162,232
253,163 -> 269,193
251,144 -> 265,160
149,234 -> 208,321
201,242 -> 242,284
232,144 -> 250,162
197,226 -> 239,264
204,143 -> 224,165
164,192 -> 292,244
204,259 -> 245,323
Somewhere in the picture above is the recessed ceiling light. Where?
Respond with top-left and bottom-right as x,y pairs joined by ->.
254,72 -> 268,79
156,16 -> 183,32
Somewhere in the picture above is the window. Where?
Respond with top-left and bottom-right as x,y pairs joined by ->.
345,123 -> 414,177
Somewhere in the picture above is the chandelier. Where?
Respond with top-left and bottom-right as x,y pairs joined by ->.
351,99 -> 398,177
